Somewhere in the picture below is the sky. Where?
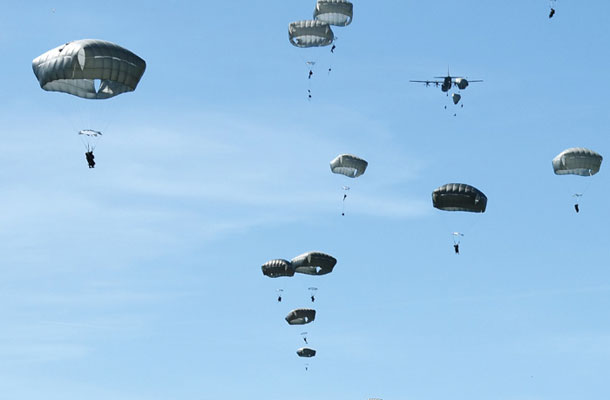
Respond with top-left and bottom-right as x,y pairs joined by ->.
1,1 -> 610,399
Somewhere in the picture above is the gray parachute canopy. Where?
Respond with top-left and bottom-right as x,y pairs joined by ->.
314,0 -> 353,26
330,154 -> 368,178
261,259 -> 295,278
552,147 -> 603,176
297,347 -> 317,358
290,252 -> 337,276
286,309 -> 316,325
432,183 -> 487,213
32,39 -> 146,100
289,20 -> 335,48
78,129 -> 102,137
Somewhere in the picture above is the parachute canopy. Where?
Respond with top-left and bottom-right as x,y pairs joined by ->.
286,309 -> 316,325
330,154 -> 368,178
313,0 -> 353,26
289,20 -> 335,48
291,252 -> 337,276
452,93 -> 461,104
297,347 -> 317,358
432,183 -> 487,213
78,129 -> 102,137
261,259 -> 295,278
552,147 -> 603,176
32,39 -> 146,100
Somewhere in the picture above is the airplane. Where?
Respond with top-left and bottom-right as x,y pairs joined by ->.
410,69 -> 483,93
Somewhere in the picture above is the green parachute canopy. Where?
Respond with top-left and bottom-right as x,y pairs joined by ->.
290,252 -> 337,276
297,347 -> 317,358
432,183 -> 487,213
552,147 -> 603,176
330,154 -> 368,178
286,309 -> 316,325
289,20 -> 335,48
33,39 -> 146,100
261,259 -> 295,278
314,0 -> 353,26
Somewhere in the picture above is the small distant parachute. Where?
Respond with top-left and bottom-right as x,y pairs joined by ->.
452,93 -> 461,105
79,129 -> 102,152
286,309 -> 316,325
330,154 -> 368,178
297,347 -> 317,358
78,129 -> 102,137
291,252 -> 337,276
261,259 -> 295,278
32,39 -> 146,99
432,183 -> 487,213
313,0 -> 353,26
289,20 -> 335,48
552,148 -> 603,176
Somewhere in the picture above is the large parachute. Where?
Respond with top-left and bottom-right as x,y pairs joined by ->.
32,39 -> 146,99
432,183 -> 487,213
297,347 -> 317,358
313,0 -> 354,26
289,20 -> 335,48
286,309 -> 316,325
261,259 -> 295,278
330,154 -> 368,178
552,148 -> 603,176
291,252 -> 337,276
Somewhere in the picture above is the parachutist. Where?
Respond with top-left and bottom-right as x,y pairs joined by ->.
574,204 -> 579,213
277,296 -> 282,302
308,70 -> 313,79
343,194 -> 347,201
331,44 -> 336,53
311,295 -> 315,302
549,8 -> 555,18
454,244 -> 460,255
303,337 -> 308,344
85,151 -> 95,168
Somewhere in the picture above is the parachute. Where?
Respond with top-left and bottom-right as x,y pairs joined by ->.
79,129 -> 102,152
552,148 -> 603,176
32,39 -> 146,99
261,259 -> 295,278
286,309 -> 316,325
78,129 -> 102,137
297,347 -> 317,358
452,93 -> 462,105
432,183 -> 487,213
330,154 -> 368,178
289,20 -> 335,48
313,0 -> 353,26
291,252 -> 337,276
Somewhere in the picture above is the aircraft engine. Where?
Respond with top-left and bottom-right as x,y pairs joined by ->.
455,78 -> 469,90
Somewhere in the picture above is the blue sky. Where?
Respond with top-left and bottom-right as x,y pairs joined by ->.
1,1 -> 610,399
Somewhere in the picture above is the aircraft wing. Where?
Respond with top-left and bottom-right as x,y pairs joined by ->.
409,80 -> 442,84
